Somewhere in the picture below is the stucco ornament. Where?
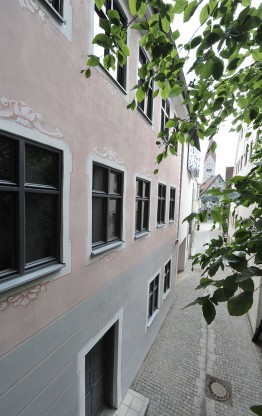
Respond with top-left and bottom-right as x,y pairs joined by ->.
92,146 -> 124,164
137,167 -> 152,178
100,251 -> 116,263
104,79 -> 120,97
18,0 -> 47,21
0,97 -> 63,138
0,282 -> 49,311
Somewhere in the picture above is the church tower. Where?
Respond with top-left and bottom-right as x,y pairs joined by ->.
203,138 -> 216,182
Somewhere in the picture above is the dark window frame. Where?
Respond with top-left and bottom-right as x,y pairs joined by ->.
44,0 -> 64,18
138,48 -> 153,121
94,0 -> 127,90
169,187 -> 176,221
148,274 -> 159,321
92,163 -> 123,249
163,260 -> 171,294
135,178 -> 150,234
157,183 -> 166,225
0,131 -> 62,282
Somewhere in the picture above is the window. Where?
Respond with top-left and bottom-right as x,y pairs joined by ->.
94,0 -> 127,89
138,48 -> 153,121
0,133 -> 62,281
169,187 -> 176,221
157,183 -> 166,225
148,274 -> 159,321
161,100 -> 178,153
163,260 -> 171,294
135,178 -> 150,234
92,163 -> 123,249
47,0 -> 63,16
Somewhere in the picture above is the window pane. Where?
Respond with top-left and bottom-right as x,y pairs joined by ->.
161,200 -> 165,222
142,201 -> 148,230
135,200 -> 142,232
25,144 -> 58,187
0,138 -> 15,182
0,192 -> 16,273
93,166 -> 107,192
136,180 -> 142,197
92,198 -> 106,245
25,194 -> 56,264
109,171 -> 121,194
144,182 -> 149,198
108,199 -> 120,240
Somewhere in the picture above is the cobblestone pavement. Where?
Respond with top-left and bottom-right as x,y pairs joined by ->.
132,222 -> 262,416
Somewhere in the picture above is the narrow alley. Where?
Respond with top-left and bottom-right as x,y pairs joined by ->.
132,223 -> 262,416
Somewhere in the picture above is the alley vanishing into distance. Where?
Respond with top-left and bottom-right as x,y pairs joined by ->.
132,223 -> 262,416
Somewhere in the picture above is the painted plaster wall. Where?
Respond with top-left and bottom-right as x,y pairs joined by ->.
0,0 -> 187,413
227,132 -> 262,335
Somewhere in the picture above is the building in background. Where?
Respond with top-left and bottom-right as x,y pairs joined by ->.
0,1 -> 200,415
199,174 -> 225,214
202,138 -> 216,183
228,130 -> 261,340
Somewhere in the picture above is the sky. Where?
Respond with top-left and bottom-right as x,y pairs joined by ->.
171,4 -> 241,181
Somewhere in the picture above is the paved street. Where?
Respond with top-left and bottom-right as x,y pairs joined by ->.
132,222 -> 262,416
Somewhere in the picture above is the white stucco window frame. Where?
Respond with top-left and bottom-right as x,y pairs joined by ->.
78,309 -> 123,414
0,119 -> 72,294
163,256 -> 172,300
133,173 -> 152,241
86,153 -> 127,263
168,184 -> 176,224
156,180 -> 167,228
87,0 -> 131,101
146,269 -> 161,331
37,0 -> 73,41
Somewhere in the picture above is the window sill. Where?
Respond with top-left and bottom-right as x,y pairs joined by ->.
147,309 -> 159,328
91,241 -> 123,257
163,288 -> 171,300
39,0 -> 66,23
134,231 -> 150,240
98,64 -> 127,95
137,106 -> 153,125
157,223 -> 166,228
0,263 -> 65,294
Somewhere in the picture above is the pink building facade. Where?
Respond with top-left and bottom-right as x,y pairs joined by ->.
0,1 -> 195,415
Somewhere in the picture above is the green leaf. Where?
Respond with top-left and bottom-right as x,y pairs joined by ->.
154,169 -> 159,175
242,0 -> 251,5
200,4 -> 209,24
157,153 -> 163,164
129,0 -> 136,15
211,210 -> 222,223
183,0 -> 198,23
127,99 -> 136,110
99,18 -> 111,33
161,84 -> 169,100
202,300 -> 216,324
173,0 -> 188,14
85,68 -> 91,78
209,260 -> 221,277
95,0 -> 105,10
238,277 -> 254,293
153,89 -> 159,99
212,288 -> 233,303
136,86 -> 145,103
227,292 -> 253,316
190,36 -> 202,48
107,9 -> 120,24
137,1 -> 147,19
169,85 -> 184,97
206,32 -> 221,46
172,30 -> 180,41
244,16 -> 261,30
212,59 -> 224,80
233,229 -> 252,242
161,16 -> 170,33
138,64 -> 147,80
87,55 -> 100,67
118,40 -> 130,56
183,212 -> 196,223
250,405 -> 262,416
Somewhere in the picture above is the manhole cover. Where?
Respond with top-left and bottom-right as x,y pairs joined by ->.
209,380 -> 230,401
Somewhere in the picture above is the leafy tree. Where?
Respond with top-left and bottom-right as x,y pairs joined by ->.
83,2 -> 262,413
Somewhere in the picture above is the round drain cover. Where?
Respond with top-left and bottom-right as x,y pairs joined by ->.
210,380 -> 230,401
